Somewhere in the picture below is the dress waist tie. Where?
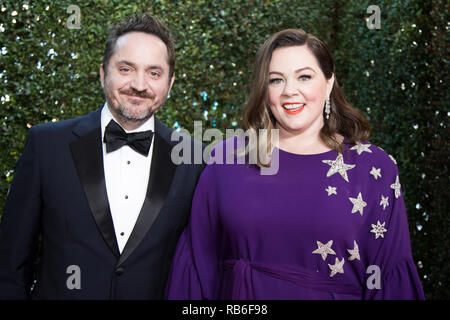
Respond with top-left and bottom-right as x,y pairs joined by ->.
224,258 -> 363,299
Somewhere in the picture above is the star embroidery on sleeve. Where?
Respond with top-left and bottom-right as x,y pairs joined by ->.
349,192 -> 367,216
325,186 -> 337,196
390,175 -> 402,198
370,221 -> 387,239
312,240 -> 336,261
389,154 -> 397,164
350,141 -> 372,155
328,257 -> 345,277
347,240 -> 360,261
322,153 -> 355,182
370,167 -> 381,180
380,195 -> 389,210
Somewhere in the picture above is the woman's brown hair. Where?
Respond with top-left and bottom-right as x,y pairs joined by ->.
241,29 -> 370,167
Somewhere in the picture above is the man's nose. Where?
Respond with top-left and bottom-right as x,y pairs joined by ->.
130,72 -> 148,92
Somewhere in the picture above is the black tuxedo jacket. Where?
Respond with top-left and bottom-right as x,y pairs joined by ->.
0,108 -> 205,299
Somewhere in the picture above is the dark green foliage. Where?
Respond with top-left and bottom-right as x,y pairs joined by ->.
0,0 -> 447,298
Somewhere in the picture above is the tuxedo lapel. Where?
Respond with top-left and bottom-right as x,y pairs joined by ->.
69,111 -> 176,266
69,109 -> 120,259
117,118 -> 177,267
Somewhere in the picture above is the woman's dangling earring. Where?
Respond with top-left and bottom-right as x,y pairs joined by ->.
324,99 -> 331,120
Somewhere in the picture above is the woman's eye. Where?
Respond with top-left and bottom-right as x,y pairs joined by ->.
299,75 -> 311,81
269,78 -> 283,84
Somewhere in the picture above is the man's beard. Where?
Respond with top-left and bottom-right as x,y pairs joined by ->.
118,103 -> 153,121
106,88 -> 158,123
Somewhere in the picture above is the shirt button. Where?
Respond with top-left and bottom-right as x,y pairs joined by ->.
127,160 -> 130,165
115,267 -> 124,276
120,232 -> 124,236
125,195 -> 128,199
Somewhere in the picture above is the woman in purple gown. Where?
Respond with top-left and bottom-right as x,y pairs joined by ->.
165,29 -> 425,299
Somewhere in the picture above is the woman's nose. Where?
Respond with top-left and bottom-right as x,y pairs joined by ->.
282,80 -> 299,96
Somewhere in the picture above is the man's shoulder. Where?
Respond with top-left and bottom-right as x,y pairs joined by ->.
155,117 -> 205,150
30,108 -> 101,134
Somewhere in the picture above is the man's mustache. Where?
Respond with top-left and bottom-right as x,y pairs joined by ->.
119,89 -> 153,99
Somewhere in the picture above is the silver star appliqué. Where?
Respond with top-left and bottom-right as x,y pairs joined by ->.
312,240 -> 336,261
390,175 -> 401,198
389,154 -> 397,164
328,257 -> 345,277
350,142 -> 372,155
322,153 -> 355,182
325,186 -> 337,196
370,221 -> 387,239
349,192 -> 367,216
347,240 -> 360,261
370,167 -> 381,180
380,195 -> 389,210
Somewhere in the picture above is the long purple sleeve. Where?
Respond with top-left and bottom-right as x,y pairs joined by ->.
165,138 -> 425,300
165,161 -> 222,299
363,162 -> 425,299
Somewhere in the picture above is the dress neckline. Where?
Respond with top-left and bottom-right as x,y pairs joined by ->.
275,137 -> 353,158
276,147 -> 337,158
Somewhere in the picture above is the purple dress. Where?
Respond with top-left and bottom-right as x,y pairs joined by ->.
165,137 -> 425,300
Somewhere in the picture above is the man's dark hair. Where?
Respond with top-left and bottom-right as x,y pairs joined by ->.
102,14 -> 175,79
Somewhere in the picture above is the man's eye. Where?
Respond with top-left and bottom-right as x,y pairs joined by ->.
150,71 -> 160,77
120,67 -> 130,72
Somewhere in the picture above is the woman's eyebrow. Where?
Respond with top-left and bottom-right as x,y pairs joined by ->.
269,67 -> 316,76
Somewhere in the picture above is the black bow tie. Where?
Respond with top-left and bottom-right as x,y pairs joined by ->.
104,120 -> 154,156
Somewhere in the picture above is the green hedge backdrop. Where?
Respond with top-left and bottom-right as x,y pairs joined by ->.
0,0 -> 448,299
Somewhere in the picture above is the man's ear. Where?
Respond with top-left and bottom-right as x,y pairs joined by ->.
168,74 -> 175,95
99,64 -> 105,88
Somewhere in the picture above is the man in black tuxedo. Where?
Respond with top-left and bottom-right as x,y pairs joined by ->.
0,14 -> 204,299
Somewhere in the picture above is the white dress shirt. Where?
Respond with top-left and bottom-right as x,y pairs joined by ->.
101,104 -> 154,253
